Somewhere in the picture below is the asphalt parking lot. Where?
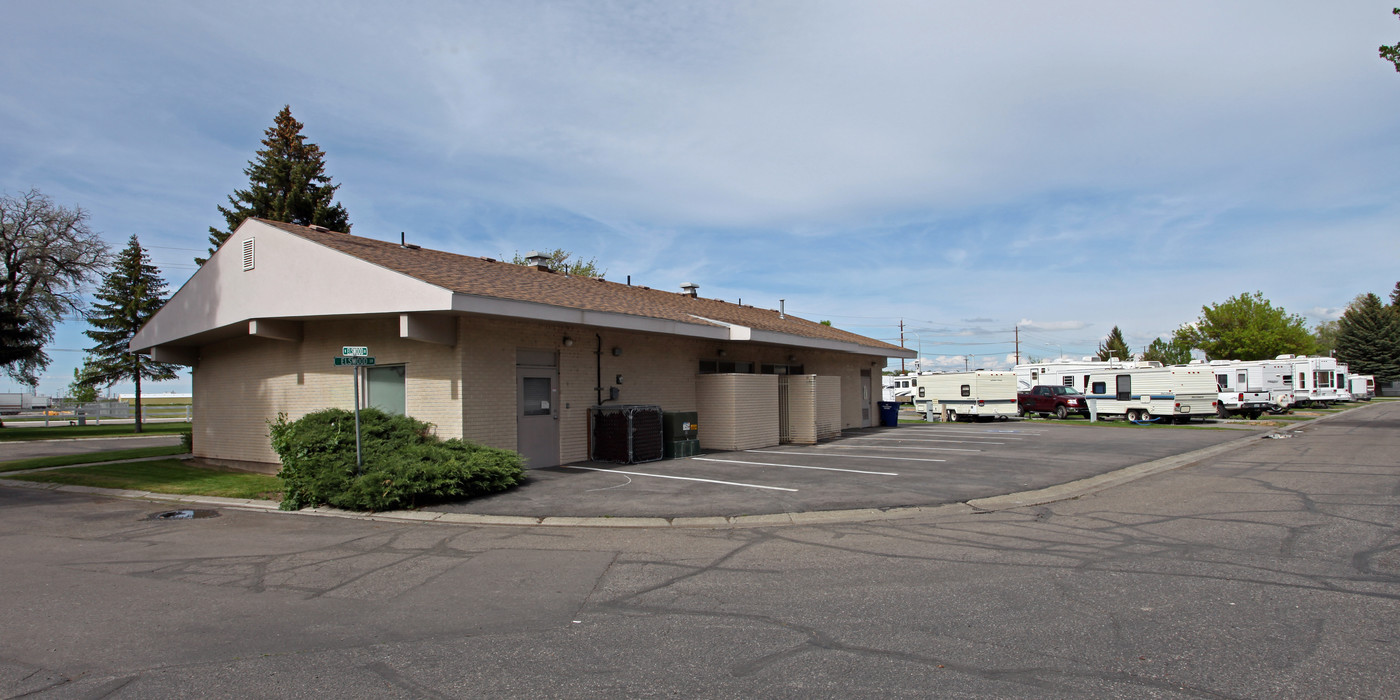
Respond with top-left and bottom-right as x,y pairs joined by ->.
440,420 -> 1268,519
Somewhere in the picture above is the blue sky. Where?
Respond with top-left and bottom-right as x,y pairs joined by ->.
5,1 -> 1399,396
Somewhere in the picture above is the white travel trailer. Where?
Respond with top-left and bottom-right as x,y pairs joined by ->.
883,375 -> 919,404
1278,355 -> 1339,406
1349,374 -> 1375,400
1334,363 -> 1353,402
1202,360 -> 1273,419
911,370 -> 1018,422
1014,357 -> 1156,392
1252,359 -> 1298,412
1199,359 -> 1297,415
1032,364 -> 1218,422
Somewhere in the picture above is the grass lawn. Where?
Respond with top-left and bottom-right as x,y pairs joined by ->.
0,422 -> 191,442
0,445 -> 190,473
4,459 -> 282,500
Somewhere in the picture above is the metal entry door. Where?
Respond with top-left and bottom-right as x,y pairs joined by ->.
517,368 -> 559,468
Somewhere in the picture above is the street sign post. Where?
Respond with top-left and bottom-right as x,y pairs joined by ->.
334,349 -> 373,470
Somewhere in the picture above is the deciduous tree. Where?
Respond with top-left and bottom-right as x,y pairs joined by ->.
0,189 -> 110,386
83,236 -> 181,433
67,360 -> 101,403
200,106 -> 351,264
1172,292 -> 1315,361
1381,8 -> 1400,71
1312,319 -> 1340,357
509,248 -> 605,278
1142,335 -> 1193,365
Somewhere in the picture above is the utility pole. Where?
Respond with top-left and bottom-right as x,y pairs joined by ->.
964,355 -> 970,371
899,319 -> 905,373
1014,325 -> 1020,365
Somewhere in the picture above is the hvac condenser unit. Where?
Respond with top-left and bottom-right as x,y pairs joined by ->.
590,405 -> 664,464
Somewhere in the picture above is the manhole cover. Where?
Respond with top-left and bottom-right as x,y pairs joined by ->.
146,509 -> 220,521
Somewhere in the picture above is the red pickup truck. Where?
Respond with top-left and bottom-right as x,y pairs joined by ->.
1018,385 -> 1090,419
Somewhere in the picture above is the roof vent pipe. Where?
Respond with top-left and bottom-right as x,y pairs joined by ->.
525,251 -> 552,271
680,282 -> 699,298
779,299 -> 785,319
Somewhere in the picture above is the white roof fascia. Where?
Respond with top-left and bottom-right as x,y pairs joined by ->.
688,315 -> 751,341
748,328 -> 917,359
450,293 -> 731,340
132,220 -> 454,351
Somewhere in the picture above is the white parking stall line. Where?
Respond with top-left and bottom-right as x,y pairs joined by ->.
693,457 -> 898,476
821,444 -> 983,453
896,427 -> 1041,436
879,431 -> 1025,440
562,466 -> 798,491
843,436 -> 1004,445
746,450 -> 946,463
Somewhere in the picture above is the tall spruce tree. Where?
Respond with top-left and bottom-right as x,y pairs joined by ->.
199,106 -> 351,264
83,236 -> 180,433
1335,292 -> 1400,383
1096,326 -> 1132,361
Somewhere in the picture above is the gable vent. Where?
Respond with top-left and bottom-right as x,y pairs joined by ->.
242,238 -> 255,271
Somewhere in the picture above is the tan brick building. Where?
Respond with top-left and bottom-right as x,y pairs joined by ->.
132,219 -> 913,471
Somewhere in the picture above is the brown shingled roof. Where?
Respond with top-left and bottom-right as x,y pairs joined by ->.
253,219 -> 901,353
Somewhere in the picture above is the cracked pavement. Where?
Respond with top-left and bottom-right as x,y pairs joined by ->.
1,403 -> 1397,697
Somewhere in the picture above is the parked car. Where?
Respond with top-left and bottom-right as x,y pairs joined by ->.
1018,385 -> 1090,419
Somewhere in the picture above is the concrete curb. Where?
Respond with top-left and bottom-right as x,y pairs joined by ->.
0,403 -> 1376,528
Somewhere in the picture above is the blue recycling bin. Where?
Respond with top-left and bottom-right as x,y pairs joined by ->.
877,401 -> 900,427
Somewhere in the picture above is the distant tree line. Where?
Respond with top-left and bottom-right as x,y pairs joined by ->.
1093,286 -> 1400,384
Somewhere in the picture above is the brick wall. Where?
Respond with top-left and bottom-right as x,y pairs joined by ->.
191,313 -> 885,468
192,318 -> 462,467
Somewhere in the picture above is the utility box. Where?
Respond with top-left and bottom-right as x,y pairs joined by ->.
590,405 -> 664,464
662,411 -> 700,459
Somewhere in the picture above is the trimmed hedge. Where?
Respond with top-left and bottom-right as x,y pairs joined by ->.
268,408 -> 525,511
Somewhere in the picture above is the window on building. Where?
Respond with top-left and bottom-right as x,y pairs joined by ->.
701,360 -> 754,374
1092,381 -> 1107,395
1216,374 -> 1229,389
761,364 -> 804,375
366,365 -> 406,415
918,387 -> 925,398
960,385 -> 970,397
521,376 -> 551,416
1062,376 -> 1074,386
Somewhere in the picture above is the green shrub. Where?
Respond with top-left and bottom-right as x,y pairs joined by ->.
179,430 -> 193,452
268,408 -> 525,511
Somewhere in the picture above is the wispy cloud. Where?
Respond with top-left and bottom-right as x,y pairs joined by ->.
1018,319 -> 1091,332
4,1 -> 1398,395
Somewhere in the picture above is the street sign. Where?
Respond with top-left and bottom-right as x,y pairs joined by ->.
334,356 -> 376,366
342,346 -> 369,357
